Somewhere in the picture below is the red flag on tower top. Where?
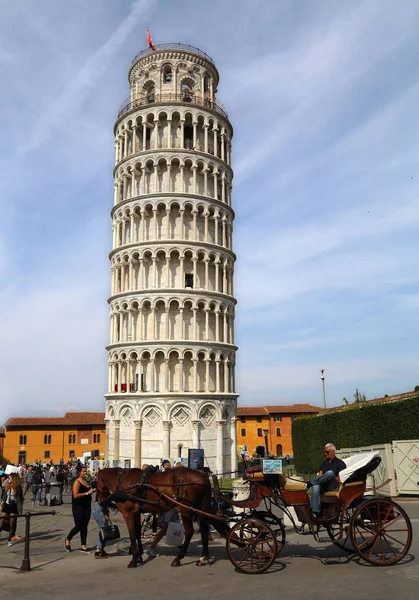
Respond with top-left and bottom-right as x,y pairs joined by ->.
147,28 -> 156,51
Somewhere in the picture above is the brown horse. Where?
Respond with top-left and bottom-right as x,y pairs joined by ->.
97,467 -> 229,568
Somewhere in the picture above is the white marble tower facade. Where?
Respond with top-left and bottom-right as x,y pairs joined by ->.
105,43 -> 237,475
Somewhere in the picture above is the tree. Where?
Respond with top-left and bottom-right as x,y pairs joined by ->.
353,389 -> 367,403
414,385 -> 419,392
343,390 -> 367,405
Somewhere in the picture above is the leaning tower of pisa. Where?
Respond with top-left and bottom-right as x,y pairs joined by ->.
105,43 -> 237,475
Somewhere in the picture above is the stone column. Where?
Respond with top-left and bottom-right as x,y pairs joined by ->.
167,119 -> 172,148
134,420 -> 142,468
179,208 -> 184,238
192,122 -> 197,149
204,212 -> 209,241
178,359 -> 184,392
104,419 -> 110,462
215,359 -> 221,392
142,122 -> 147,151
192,307 -> 198,340
192,359 -> 198,392
216,420 -> 225,475
191,420 -> 200,448
203,169 -> 208,196
162,421 -> 171,459
213,129 -> 218,158
179,165 -> 184,192
204,125 -> 209,153
205,358 -> 210,392
230,416 -> 238,477
192,166 -> 197,194
224,360 -> 229,393
165,308 -> 170,339
205,308 -> 209,341
204,259 -> 209,290
132,124 -> 137,153
114,420 -> 121,462
179,257 -> 185,288
180,120 -> 185,148
164,358 -> 170,392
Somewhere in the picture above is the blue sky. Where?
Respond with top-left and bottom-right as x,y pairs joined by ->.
1,0 -> 419,418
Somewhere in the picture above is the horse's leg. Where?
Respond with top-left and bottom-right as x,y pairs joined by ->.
121,508 -> 142,568
171,513 -> 194,568
134,509 -> 144,562
196,517 -> 210,566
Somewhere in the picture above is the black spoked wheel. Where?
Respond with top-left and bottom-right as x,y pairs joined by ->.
327,505 -> 374,553
349,498 -> 412,566
226,518 -> 278,574
252,511 -> 286,554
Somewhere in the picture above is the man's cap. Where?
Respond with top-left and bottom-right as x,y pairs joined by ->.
162,459 -> 170,466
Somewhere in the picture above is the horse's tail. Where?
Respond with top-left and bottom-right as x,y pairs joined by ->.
200,473 -> 230,538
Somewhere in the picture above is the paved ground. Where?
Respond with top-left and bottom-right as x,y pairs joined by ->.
0,490 -> 417,600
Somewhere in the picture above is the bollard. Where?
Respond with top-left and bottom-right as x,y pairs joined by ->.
20,513 -> 31,572
18,510 -> 56,573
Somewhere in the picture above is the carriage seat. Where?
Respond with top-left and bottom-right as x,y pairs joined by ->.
283,479 -> 306,491
320,481 -> 365,503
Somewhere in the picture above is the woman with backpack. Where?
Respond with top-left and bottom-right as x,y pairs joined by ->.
0,473 -> 24,546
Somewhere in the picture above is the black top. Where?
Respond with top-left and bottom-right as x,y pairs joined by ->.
319,456 -> 346,476
72,481 -> 92,507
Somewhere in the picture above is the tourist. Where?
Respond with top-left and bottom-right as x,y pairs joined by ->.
161,460 -> 171,471
24,466 -> 34,496
306,443 -> 346,516
65,465 -> 95,553
91,498 -> 111,559
31,467 -> 44,507
146,508 -> 179,557
0,473 -> 24,546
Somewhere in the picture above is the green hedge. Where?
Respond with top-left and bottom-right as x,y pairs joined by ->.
292,396 -> 419,473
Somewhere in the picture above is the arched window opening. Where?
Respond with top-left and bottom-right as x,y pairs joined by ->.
69,434 -> 76,444
276,427 -> 281,437
182,82 -> 193,102
204,76 -> 209,93
93,433 -> 101,444
44,434 -> 52,445
184,125 -> 193,149
19,435 -> 27,445
276,444 -> 283,457
163,64 -> 172,84
145,84 -> 155,103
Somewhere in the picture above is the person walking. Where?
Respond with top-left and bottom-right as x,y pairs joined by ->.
65,465 -> 94,553
91,499 -> 111,559
0,473 -> 24,546
31,467 -> 44,507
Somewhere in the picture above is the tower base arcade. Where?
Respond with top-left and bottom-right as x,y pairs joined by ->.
105,395 -> 237,476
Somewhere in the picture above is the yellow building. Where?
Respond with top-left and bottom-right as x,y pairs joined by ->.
3,412 -> 106,465
236,404 -> 321,458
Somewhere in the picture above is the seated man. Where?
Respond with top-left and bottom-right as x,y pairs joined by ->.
307,443 -> 346,516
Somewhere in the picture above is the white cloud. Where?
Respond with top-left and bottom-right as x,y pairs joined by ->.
20,0 -> 158,154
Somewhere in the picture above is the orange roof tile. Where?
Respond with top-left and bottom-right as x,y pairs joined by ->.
4,412 -> 105,428
237,404 -> 322,416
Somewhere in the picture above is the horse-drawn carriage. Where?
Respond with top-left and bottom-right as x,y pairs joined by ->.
97,452 -> 412,574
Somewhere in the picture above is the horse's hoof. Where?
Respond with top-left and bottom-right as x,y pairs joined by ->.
127,560 -> 137,568
171,558 -> 181,567
196,556 -> 209,566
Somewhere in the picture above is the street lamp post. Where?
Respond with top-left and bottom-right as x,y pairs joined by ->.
320,369 -> 327,409
263,429 -> 269,456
